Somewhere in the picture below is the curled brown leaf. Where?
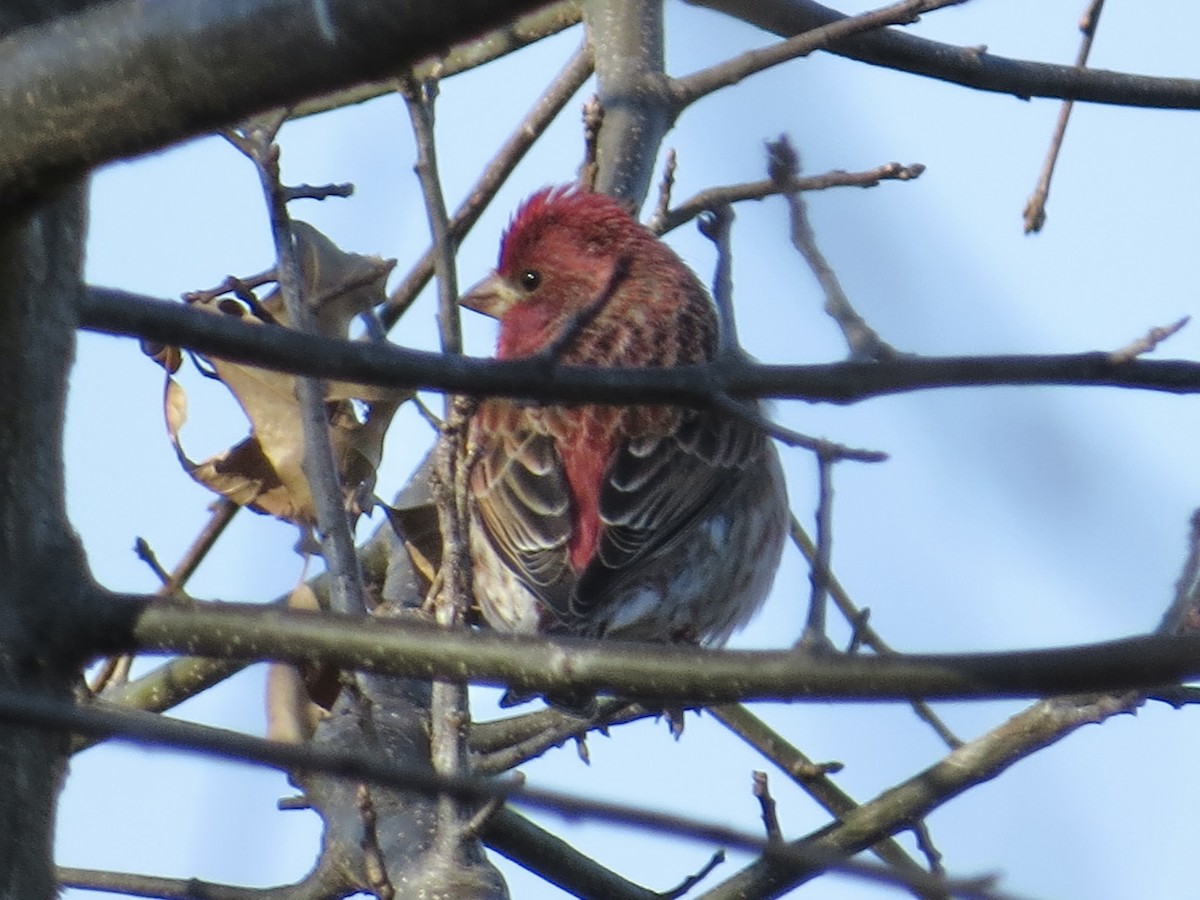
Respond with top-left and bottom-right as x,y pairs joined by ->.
148,222 -> 409,526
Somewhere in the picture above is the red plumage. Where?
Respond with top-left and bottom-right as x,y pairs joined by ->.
461,187 -> 787,645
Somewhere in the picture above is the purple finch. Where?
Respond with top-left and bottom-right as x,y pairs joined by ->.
462,187 -> 787,647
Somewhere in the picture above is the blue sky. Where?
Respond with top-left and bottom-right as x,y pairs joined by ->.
60,3 -> 1200,897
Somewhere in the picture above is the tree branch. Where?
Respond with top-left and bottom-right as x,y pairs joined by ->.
291,1 -> 583,119
693,0 -> 1200,108
381,39 -> 594,328
0,0 -> 557,203
671,0 -> 962,109
106,596 -> 1200,703
582,0 -> 669,204
80,286 -> 1200,405
701,693 -> 1134,898
16,690 -> 998,898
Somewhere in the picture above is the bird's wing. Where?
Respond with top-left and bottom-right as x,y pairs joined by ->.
470,415 -> 576,616
572,408 -> 768,622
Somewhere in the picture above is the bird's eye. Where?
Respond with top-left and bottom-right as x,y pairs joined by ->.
519,269 -> 541,292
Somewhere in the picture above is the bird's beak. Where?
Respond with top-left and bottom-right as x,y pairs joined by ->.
460,272 -> 519,320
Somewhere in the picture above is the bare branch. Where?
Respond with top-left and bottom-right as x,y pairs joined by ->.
473,702 -> 649,774
58,866 -> 347,899
231,119 -> 368,617
702,694 -> 1127,898
402,77 -> 493,877
80,287 -> 1200,407
789,515 -> 961,748
800,453 -> 835,648
768,136 -> 896,361
15,690 -> 1001,898
672,0 -> 964,109
113,594 -> 1200,703
582,0 -> 670,203
752,771 -> 784,842
697,205 -> 740,355
710,704 -> 943,897
705,497 -> 1200,897
480,807 -> 658,899
654,160 -> 925,236
291,2 -> 584,119
1023,0 -> 1107,233
381,41 -> 593,328
693,0 -> 1200,109
0,0 -> 559,203
1108,316 -> 1190,365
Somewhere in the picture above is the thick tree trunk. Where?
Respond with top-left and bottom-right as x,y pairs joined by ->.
0,181 -> 90,897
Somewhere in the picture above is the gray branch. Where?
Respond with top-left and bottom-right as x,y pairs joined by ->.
695,0 -> 1200,108
0,0 -> 556,202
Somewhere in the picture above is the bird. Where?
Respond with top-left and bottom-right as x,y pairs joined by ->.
460,185 -> 787,652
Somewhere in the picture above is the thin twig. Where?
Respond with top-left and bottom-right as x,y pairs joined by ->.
697,205 -> 739,356
282,181 -> 354,203
753,771 -> 783,842
710,704 -> 943,898
648,149 -> 678,233
910,819 -> 945,876
473,702 -> 650,775
381,41 -> 593,329
789,514 -> 962,748
1148,685 -> 1200,707
462,775 -> 518,839
658,850 -> 726,900
183,269 -> 277,306
1159,508 -> 1200,636
133,537 -> 170,584
801,453 -> 836,649
690,206 -> 877,470
90,500 -> 239,694
1023,0 -> 1106,233
655,162 -> 925,236
402,70 -> 476,867
578,94 -> 603,192
402,77 -> 462,359
713,392 -> 887,462
289,2 -> 584,120
768,136 -> 896,361
671,0 -> 967,110
1108,316 -> 1189,365
227,115 -> 368,618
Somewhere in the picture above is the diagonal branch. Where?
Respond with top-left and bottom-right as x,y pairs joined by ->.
381,40 -> 594,328
291,1 -> 583,120
693,0 -> 1200,109
233,117 -> 368,617
1023,0 -> 1106,233
672,0 -> 964,109
24,690 -> 1003,899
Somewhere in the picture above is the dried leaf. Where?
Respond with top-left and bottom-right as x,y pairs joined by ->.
152,223 -> 408,526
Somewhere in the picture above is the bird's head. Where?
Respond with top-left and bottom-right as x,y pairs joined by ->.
461,187 -> 648,357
